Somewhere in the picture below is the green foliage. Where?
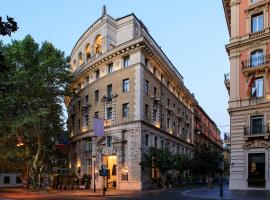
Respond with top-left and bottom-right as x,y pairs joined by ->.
0,35 -> 71,189
190,144 -> 221,178
141,147 -> 191,187
0,16 -> 18,36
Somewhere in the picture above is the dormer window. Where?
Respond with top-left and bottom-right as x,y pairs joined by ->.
251,13 -> 263,33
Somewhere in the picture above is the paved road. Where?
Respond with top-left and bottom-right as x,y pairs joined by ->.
0,188 -> 201,200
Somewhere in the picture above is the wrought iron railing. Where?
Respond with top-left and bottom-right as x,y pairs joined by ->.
224,73 -> 230,81
244,124 -> 270,136
241,55 -> 270,70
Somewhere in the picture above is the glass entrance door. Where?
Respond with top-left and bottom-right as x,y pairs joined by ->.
248,153 -> 265,188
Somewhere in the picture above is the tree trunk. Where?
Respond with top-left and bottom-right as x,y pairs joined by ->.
29,136 -> 42,189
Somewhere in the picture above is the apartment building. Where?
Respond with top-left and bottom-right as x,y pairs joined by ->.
194,104 -> 223,149
223,0 -> 270,190
66,7 -> 202,190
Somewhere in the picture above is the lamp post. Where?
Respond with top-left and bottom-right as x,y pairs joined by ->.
92,156 -> 96,192
219,154 -> 224,198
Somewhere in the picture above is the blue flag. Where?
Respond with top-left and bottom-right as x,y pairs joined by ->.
93,118 -> 104,136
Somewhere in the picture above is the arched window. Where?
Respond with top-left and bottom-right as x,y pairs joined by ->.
72,59 -> 77,70
78,52 -> 83,65
250,49 -> 263,67
94,35 -> 102,55
85,44 -> 91,61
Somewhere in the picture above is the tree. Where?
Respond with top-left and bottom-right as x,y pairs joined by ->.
174,154 -> 191,178
190,144 -> 220,179
0,35 -> 70,189
141,147 -> 175,188
0,16 -> 18,36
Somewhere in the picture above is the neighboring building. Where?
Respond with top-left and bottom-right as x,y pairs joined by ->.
66,7 -> 197,190
223,0 -> 270,190
194,104 -> 223,149
0,173 -> 21,188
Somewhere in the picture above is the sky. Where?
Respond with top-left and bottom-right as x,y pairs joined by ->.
2,0 -> 230,136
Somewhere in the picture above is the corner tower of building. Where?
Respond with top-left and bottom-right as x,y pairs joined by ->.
223,0 -> 270,190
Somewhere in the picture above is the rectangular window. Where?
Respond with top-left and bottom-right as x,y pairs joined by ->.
107,63 -> 113,74
106,107 -> 112,120
85,95 -> 89,104
251,116 -> 263,134
95,90 -> 99,102
107,84 -> 112,101
78,100 -> 81,110
153,67 -> 156,75
95,69 -> 100,79
144,80 -> 149,94
161,140 -> 164,149
154,136 -> 158,148
122,103 -> 129,117
145,134 -> 149,147
94,111 -> 99,118
251,78 -> 263,97
154,87 -> 157,97
153,110 -> 157,121
251,50 -> 264,67
252,13 -> 263,33
107,136 -> 112,147
4,176 -> 10,184
84,114 -> 89,127
123,55 -> 130,67
144,104 -> 149,118
123,79 -> 129,92
85,138 -> 92,152
78,119 -> 81,130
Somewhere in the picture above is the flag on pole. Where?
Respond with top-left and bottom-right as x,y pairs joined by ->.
93,118 -> 104,136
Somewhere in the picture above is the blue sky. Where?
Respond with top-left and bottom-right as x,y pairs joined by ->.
2,0 -> 230,135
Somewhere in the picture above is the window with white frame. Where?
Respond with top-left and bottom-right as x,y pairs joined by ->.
251,116 -> 263,134
251,77 -> 263,97
122,103 -> 129,117
251,13 -> 263,33
250,50 -> 263,67
123,55 -> 130,67
123,79 -> 129,92
107,63 -> 113,74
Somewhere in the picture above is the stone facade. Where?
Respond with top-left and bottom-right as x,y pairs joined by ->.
66,9 -> 198,190
223,0 -> 270,190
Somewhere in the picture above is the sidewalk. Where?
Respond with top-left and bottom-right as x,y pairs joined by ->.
0,187 -> 159,198
182,184 -> 270,200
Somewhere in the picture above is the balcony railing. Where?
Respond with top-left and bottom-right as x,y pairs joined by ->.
244,124 -> 270,137
224,73 -> 230,81
241,55 -> 270,70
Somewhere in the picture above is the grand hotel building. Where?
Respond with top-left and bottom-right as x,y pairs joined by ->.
66,8 -> 218,190
223,0 -> 270,190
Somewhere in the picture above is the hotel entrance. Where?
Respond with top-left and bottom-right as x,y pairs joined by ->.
248,153 -> 265,188
105,155 -> 117,189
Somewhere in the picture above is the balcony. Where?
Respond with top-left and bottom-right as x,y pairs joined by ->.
244,124 -> 270,139
241,55 -> 270,76
224,132 -> 230,145
224,73 -> 230,95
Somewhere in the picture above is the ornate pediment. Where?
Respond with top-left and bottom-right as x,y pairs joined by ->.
243,139 -> 270,149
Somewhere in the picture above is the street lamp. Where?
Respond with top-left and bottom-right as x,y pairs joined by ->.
92,156 -> 97,192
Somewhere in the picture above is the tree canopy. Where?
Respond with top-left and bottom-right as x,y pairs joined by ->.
0,16 -> 18,36
0,35 -> 70,189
